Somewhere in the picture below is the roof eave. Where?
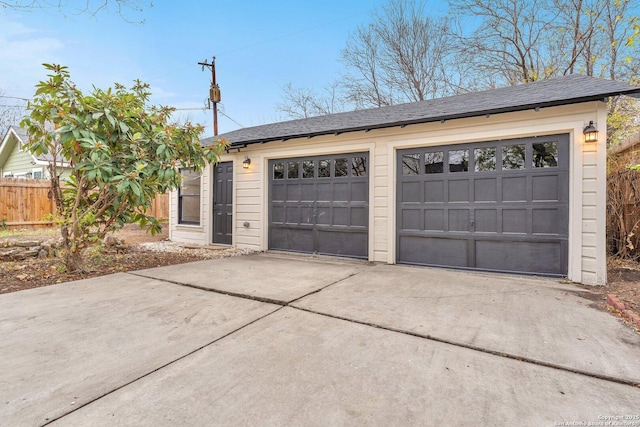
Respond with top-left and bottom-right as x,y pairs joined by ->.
227,89 -> 640,148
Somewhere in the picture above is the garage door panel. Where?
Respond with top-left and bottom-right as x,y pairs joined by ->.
301,183 -> 315,201
475,240 -> 563,274
333,182 -> 350,201
269,153 -> 369,259
398,134 -> 568,276
448,180 -> 469,202
333,207 -> 349,226
285,206 -> 302,225
449,209 -> 470,231
502,176 -> 527,201
424,181 -> 444,202
403,182 -> 420,202
475,209 -> 498,232
402,209 -> 421,230
532,208 -> 560,234
399,236 -> 468,267
272,184 -> 286,202
425,209 -> 445,231
502,209 -> 528,233
286,184 -> 299,201
317,182 -> 332,200
316,206 -> 331,225
475,177 -> 497,201
300,207 -> 314,225
317,230 -> 368,258
272,206 -> 285,223
350,207 -> 368,227
532,174 -> 559,201
270,227 -> 314,253
351,182 -> 368,202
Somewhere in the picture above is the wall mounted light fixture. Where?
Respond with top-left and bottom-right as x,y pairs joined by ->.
243,156 -> 251,169
583,121 -> 598,143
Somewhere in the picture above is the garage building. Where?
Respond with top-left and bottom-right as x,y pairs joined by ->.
170,75 -> 640,285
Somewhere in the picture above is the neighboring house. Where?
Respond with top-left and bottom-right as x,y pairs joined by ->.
0,126 -> 72,180
169,74 -> 640,286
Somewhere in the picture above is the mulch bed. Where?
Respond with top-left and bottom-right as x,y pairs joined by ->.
0,226 -> 212,294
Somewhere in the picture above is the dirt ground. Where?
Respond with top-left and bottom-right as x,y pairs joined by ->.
0,225 -> 241,294
1,226 -> 639,330
603,257 -> 640,328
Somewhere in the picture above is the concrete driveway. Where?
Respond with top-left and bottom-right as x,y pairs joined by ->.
1,253 -> 638,426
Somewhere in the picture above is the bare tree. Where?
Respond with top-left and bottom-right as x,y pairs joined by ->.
0,0 -> 151,22
449,0 -> 640,84
0,89 -> 27,138
276,0 -> 640,135
341,0 -> 458,108
550,0 -> 603,76
449,0 -> 559,85
595,1 -> 640,145
277,82 -> 345,120
598,0 -> 640,82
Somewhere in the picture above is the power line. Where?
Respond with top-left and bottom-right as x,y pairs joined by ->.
0,95 -> 30,101
218,109 -> 244,128
171,105 -> 245,128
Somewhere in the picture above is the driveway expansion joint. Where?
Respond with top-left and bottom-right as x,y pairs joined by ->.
288,305 -> 640,390
128,269 -> 363,306
127,272 -> 290,306
127,271 -> 640,391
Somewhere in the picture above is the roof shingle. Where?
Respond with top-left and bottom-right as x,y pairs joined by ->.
203,74 -> 640,148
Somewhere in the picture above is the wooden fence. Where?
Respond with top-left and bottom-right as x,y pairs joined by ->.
0,178 -> 169,230
607,154 -> 640,259
145,192 -> 169,220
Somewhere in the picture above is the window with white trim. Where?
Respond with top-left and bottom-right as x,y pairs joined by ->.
178,168 -> 201,225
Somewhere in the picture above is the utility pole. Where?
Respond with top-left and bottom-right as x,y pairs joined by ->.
198,56 -> 220,136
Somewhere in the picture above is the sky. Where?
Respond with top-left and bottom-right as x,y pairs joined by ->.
0,0 -> 401,137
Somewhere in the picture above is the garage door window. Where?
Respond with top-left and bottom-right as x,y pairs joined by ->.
274,163 -> 285,179
503,145 -> 526,169
425,152 -> 444,174
533,141 -> 558,168
303,160 -> 315,178
335,159 -> 348,177
474,147 -> 496,171
402,153 -> 420,175
288,161 -> 299,179
449,150 -> 469,172
319,160 -> 331,177
352,157 -> 367,176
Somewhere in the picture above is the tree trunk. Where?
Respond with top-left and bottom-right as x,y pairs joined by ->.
64,246 -> 87,273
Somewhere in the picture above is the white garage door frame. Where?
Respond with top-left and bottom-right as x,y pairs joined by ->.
385,121 -> 593,283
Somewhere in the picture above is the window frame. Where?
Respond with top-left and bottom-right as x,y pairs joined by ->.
178,168 -> 202,225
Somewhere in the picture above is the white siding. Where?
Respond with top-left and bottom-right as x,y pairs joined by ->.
3,139 -> 34,176
170,101 -> 608,285
235,156 -> 262,250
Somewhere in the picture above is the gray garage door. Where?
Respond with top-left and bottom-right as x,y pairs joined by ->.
269,153 -> 368,258
397,134 -> 569,275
